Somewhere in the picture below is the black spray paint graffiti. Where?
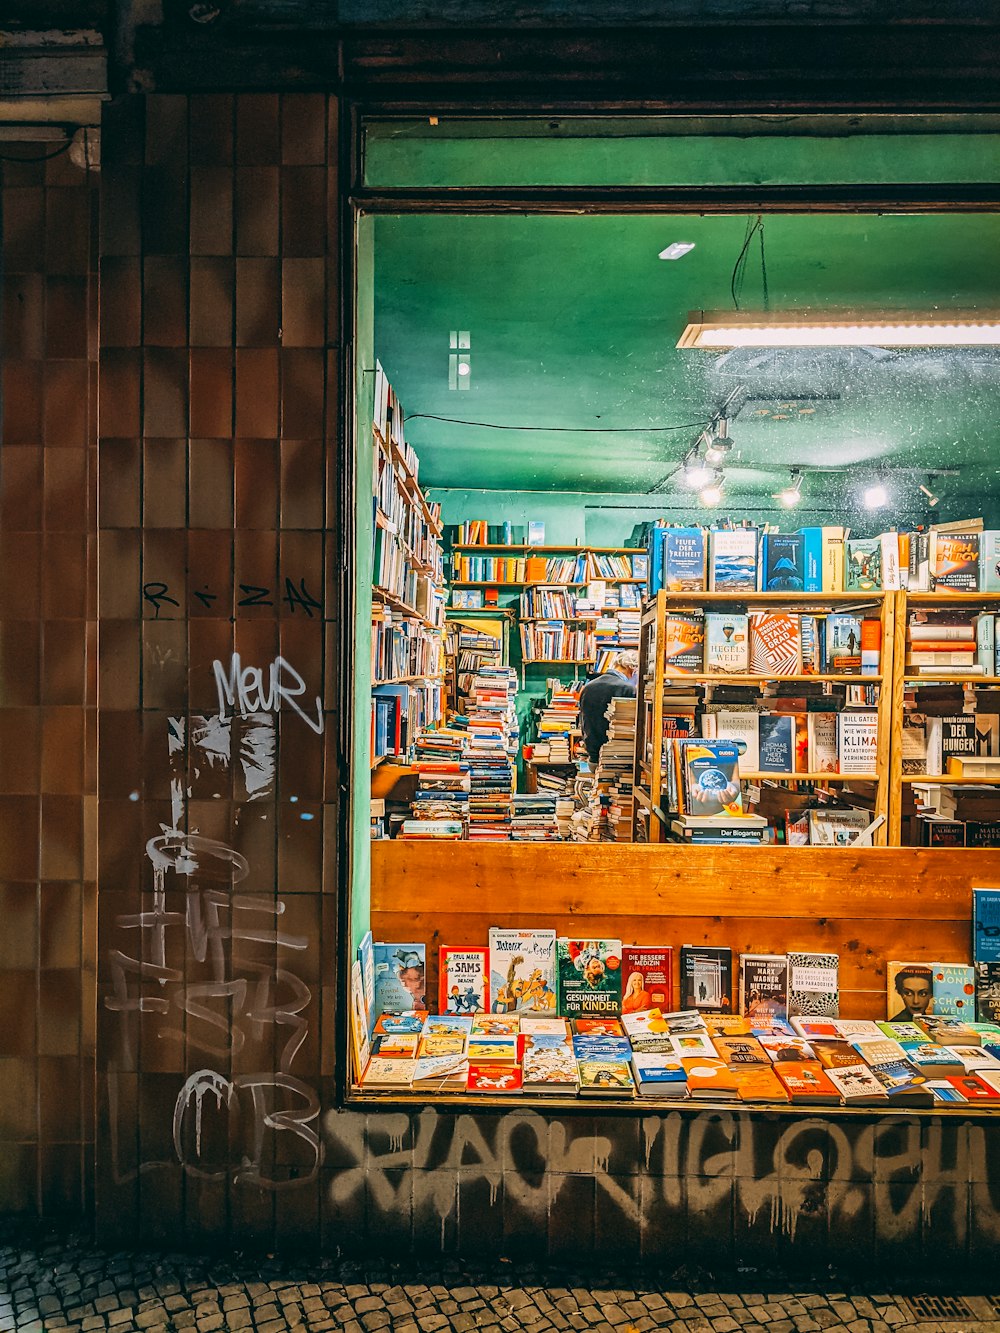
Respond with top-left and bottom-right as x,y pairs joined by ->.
104,667 -> 326,1190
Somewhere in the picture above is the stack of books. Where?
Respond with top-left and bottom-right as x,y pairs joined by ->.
593,696 -> 636,841
409,759 -> 470,825
510,794 -> 560,842
905,608 -> 998,678
466,667 -> 518,841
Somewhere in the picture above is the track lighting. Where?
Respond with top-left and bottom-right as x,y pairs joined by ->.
704,418 -> 733,467
682,447 -> 715,490
774,470 -> 803,508
699,473 -> 725,507
919,483 -> 940,508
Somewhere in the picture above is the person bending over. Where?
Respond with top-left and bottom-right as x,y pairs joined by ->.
578,650 -> 639,765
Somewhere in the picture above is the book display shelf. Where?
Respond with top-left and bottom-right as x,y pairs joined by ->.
632,589 -> 895,844
370,365 -> 447,771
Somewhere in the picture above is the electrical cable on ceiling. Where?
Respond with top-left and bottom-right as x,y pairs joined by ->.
0,140 -> 73,164
404,414 -> 706,434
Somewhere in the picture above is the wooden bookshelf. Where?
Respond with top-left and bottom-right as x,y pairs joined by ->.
632,589 -> 895,845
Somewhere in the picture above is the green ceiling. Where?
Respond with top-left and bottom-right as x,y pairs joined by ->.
372,179 -> 1000,507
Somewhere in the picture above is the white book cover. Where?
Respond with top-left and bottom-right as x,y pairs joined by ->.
806,713 -> 839,773
709,528 -> 759,592
879,533 -> 902,590
488,928 -> 557,1014
713,710 -> 760,776
837,710 -> 878,774
981,531 -> 1000,592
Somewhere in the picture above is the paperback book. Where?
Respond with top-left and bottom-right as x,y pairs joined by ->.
761,532 -> 805,592
662,526 -> 708,592
662,613 -> 706,674
679,945 -> 733,1014
373,942 -> 427,1014
709,528 -> 758,592
489,928 -> 557,1014
786,951 -> 840,1018
556,938 -> 623,1017
705,612 -> 750,674
438,946 -> 489,1015
620,946 -> 674,1014
739,954 -> 789,1022
749,611 -> 803,676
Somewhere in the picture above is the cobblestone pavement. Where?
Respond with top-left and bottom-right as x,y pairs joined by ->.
2,1232 -> 999,1333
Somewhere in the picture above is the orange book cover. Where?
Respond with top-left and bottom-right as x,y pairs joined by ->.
680,1055 -> 741,1099
733,1065 -> 787,1102
525,556 -> 548,581
773,1061 -> 840,1103
749,611 -> 803,676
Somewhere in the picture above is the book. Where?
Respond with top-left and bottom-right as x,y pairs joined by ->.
680,1055 -> 740,1100
739,955 -> 789,1022
709,528 -> 758,592
679,946 -> 733,1014
373,942 -> 427,1014
975,961 -> 1000,1025
466,1063 -> 523,1093
577,1059 -> 636,1097
620,1008 -> 675,1052
806,713 -> 839,773
350,961 -> 371,1082
786,951 -> 840,1019
361,1057 -> 417,1089
733,1065 -> 787,1102
466,1034 -> 521,1063
572,1016 -> 625,1037
705,612 -> 750,674
900,713 -> 928,775
757,1033 -> 816,1063
878,532 -> 902,590
372,1031 -> 419,1058
438,947 -> 489,1016
757,714 -> 796,774
527,520 -> 545,546
933,532 -> 980,591
357,930 -> 376,1035
749,611 -> 803,676
929,962 -> 976,1019
630,1052 -> 689,1098
662,612 -> 705,673
681,742 -> 744,817
886,962 -> 934,1022
807,807 -> 871,846
662,526 -> 707,592
521,1034 -> 578,1092
761,532 -> 805,592
712,1034 -> 770,1066
897,1041 -> 966,1079
708,710 -> 760,776
516,1014 -> 561,1036
772,1061 -> 840,1104
488,928 -> 557,1014
944,1073 -> 1000,1102
556,938 -> 623,1018
814,1041 -> 869,1072
620,946 -> 673,1014
799,526 -> 844,593
837,710 -> 878,775
826,613 -> 863,671
981,531 -> 1000,592
824,1063 -> 889,1105
471,1012 -> 521,1036
861,618 -> 882,676
668,1031 -> 718,1060
845,538 -> 882,592
974,887 -> 1000,966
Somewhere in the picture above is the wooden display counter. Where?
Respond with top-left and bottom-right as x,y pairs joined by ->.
370,842 -> 1000,1018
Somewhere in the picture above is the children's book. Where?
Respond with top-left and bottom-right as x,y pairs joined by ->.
739,954 -> 789,1022
556,938 -> 623,1018
471,1013 -> 521,1036
466,1063 -> 523,1093
357,930 -> 376,1034
361,1058 -> 417,1089
466,1034 -> 522,1063
489,928 -> 557,1014
705,612 -> 750,675
620,947 -> 673,1015
522,1037 -> 579,1092
577,1059 -> 636,1096
373,942 -> 427,1014
438,946 -> 489,1016
786,951 -> 840,1018
372,1031 -> 419,1058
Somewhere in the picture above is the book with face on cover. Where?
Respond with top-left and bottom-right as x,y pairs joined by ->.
620,946 -> 673,1014
374,942 -> 427,1014
556,938 -> 623,1018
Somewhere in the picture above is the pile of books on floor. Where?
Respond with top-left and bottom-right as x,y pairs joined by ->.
466,667 -> 518,841
593,696 -> 636,840
532,681 -> 582,763
510,794 -> 560,841
407,759 -> 470,824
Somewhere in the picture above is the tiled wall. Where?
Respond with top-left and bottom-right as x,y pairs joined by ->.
0,145 -> 98,1217
95,93 -> 342,1247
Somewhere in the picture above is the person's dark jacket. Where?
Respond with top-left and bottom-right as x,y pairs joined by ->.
578,669 -> 636,764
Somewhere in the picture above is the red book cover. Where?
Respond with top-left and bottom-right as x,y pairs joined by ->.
466,1063 -> 523,1093
772,1061 -> 840,1104
438,946 -> 489,1016
749,611 -> 803,676
945,1073 -> 1000,1101
572,1017 -> 625,1036
621,947 -> 674,1014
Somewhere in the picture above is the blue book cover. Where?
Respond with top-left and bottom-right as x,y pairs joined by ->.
930,962 -> 975,1018
647,527 -> 665,596
683,742 -> 744,816
762,532 -> 805,592
799,528 -> 824,593
374,942 -> 427,1013
571,1035 -> 632,1060
974,888 -> 1000,965
358,930 -> 376,1033
662,527 -> 707,592
757,714 -> 795,774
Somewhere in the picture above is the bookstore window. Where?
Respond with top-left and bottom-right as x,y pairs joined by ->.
350,119 -> 1000,1103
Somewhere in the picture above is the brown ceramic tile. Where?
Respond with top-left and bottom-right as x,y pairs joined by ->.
98,530 -> 141,620
0,798 -> 40,893
41,619 -> 87,706
39,882 -> 83,972
96,618 -> 140,714
188,440 -> 234,529
97,439 -> 142,529
42,531 -> 87,620
98,711 -> 142,800
234,438 -> 279,531
277,800 -> 322,895
100,166 -> 142,258
277,704 -> 323,805
98,349 -> 142,438
142,256 -> 188,347
281,349 -> 325,439
236,94 -> 280,165
188,349 -> 234,439
189,167 -> 233,257
141,619 -> 189,711
45,277 -> 89,359
235,167 -> 279,257
141,167 -> 190,255
230,805 -> 277,894
236,257 -> 280,347
324,348 -> 341,446
234,349 -> 278,437
40,795 -> 84,881
187,619 -> 235,712
145,94 -> 189,166
281,94 -> 327,166
189,256 -> 234,346
0,531 -> 42,619
41,708 -> 84,796
234,529 -> 278,618
143,349 -> 188,438
3,186 -> 45,270
233,615 -> 279,668
142,438 -> 188,529
0,710 -> 40,795
102,96 -> 145,167
279,530 -> 323,610
0,970 -> 37,1059
281,167 -> 327,258
39,1056 -> 82,1140
281,258 -> 324,348
186,529 -> 233,614
44,359 -> 89,448
38,969 -> 82,1057
142,529 -> 187,624
280,439 -> 323,530
39,1144 -> 84,1216
0,878 -> 39,984
99,256 -> 141,348
0,1060 -> 37,1140
44,448 -> 89,532
2,359 -> 43,445
0,445 -> 44,532
45,189 -> 90,276
3,272 -> 45,357
189,94 -> 234,166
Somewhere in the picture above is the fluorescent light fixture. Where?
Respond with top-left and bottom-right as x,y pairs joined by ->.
659,242 -> 696,261
678,310 -> 1000,348
864,482 -> 889,510
774,470 -> 803,508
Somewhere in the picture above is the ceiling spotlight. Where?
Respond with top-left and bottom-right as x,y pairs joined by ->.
659,242 -> 696,261
919,482 -> 940,508
683,453 -> 715,490
699,474 -> 725,507
864,481 -> 889,510
775,470 -> 804,508
705,417 -> 733,466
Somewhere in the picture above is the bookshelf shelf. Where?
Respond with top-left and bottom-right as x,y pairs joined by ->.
372,674 -> 436,686
371,754 -> 386,771
523,658 -> 596,665
372,586 -> 441,629
649,590 -> 887,604
451,580 -> 589,588
904,775 -> 1000,784
907,592 -> 1000,603
659,673 -> 884,684
747,771 -> 878,782
451,544 -> 637,555
903,675 -> 1000,684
